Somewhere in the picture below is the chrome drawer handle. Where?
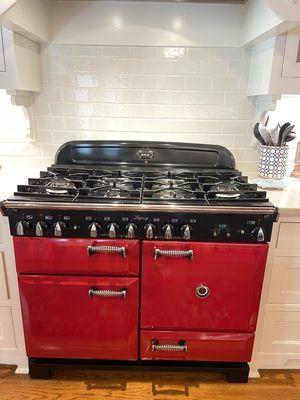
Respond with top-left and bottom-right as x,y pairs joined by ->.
87,245 -> 126,258
195,284 -> 210,298
89,288 -> 127,299
154,248 -> 193,260
152,341 -> 187,352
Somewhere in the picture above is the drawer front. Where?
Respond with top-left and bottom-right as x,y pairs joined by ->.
14,237 -> 139,275
19,275 -> 139,360
140,330 -> 254,362
141,241 -> 268,332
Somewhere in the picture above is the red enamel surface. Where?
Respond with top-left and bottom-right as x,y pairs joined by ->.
14,237 -> 139,275
140,330 -> 255,362
19,275 -> 139,360
141,241 -> 268,332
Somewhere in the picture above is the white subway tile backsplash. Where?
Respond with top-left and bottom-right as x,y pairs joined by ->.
184,77 -> 212,91
25,44 -> 259,175
198,61 -> 226,75
158,76 -> 184,90
76,73 -> 97,87
145,60 -> 198,75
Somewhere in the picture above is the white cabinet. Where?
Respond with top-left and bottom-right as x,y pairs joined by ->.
0,28 -> 5,72
251,216 -> 300,374
248,27 -> 300,96
282,26 -> 300,78
0,215 -> 27,373
0,27 -> 41,92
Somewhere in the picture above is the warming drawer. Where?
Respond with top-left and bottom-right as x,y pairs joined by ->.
141,241 -> 268,332
140,330 -> 254,362
14,237 -> 139,275
19,275 -> 139,360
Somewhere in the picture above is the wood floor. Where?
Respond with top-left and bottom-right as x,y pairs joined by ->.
0,366 -> 300,400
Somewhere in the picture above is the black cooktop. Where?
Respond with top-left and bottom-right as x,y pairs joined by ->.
13,165 -> 268,205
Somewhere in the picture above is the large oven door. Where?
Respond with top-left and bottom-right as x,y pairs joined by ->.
19,275 -> 139,360
141,241 -> 268,332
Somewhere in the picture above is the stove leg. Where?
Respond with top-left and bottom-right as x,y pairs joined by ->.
29,363 -> 51,380
226,364 -> 249,383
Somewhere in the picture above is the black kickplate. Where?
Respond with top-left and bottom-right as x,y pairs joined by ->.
28,358 -> 249,383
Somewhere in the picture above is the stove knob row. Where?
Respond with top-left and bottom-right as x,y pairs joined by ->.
54,221 -> 67,237
16,220 -> 30,236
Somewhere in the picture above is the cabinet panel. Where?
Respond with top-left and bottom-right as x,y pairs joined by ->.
277,223 -> 300,249
0,252 -> 9,300
268,257 -> 300,304
0,307 -> 16,348
282,27 -> 300,78
260,311 -> 300,354
0,28 -> 5,72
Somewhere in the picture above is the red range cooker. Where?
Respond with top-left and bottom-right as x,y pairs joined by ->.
1,141 -> 277,382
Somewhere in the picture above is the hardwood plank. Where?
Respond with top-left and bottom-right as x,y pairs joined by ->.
0,366 -> 300,400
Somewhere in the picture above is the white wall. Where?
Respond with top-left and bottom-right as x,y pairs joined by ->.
23,43 -> 257,174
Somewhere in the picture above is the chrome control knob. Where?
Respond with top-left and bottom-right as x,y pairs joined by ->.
163,224 -> 173,240
54,221 -> 67,237
16,220 -> 29,236
108,223 -> 118,239
126,223 -> 137,239
89,222 -> 101,238
251,226 -> 265,242
145,224 -> 155,239
182,224 -> 192,240
35,221 -> 48,237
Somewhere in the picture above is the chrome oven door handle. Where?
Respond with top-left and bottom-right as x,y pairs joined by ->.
154,248 -> 193,261
151,341 -> 187,352
87,245 -> 126,258
89,288 -> 127,299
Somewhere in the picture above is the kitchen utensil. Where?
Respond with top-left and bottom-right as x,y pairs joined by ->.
279,125 -> 295,146
253,123 -> 266,145
259,124 -> 274,146
277,122 -> 291,146
284,132 -> 297,144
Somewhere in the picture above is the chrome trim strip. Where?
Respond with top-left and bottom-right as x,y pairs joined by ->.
2,200 -> 276,215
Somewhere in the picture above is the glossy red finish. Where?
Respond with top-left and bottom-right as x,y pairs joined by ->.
140,330 -> 255,362
19,275 -> 139,360
14,237 -> 139,275
141,241 -> 268,332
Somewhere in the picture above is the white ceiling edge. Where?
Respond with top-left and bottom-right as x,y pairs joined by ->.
50,0 -> 245,47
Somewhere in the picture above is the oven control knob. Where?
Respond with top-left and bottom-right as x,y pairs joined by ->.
126,223 -> 137,239
251,226 -> 265,242
35,221 -> 48,237
16,220 -> 30,236
108,222 -> 118,238
54,221 -> 67,237
144,223 -> 155,239
181,224 -> 192,240
89,222 -> 101,238
162,224 -> 173,240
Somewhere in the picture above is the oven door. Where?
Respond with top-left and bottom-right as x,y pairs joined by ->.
141,241 -> 268,332
19,275 -> 139,360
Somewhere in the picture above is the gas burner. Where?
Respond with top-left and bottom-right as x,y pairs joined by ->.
153,188 -> 197,200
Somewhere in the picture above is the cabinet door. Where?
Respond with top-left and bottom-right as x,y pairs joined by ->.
0,28 -> 5,72
0,307 -> 16,348
282,26 -> 300,78
141,241 -> 268,332
0,252 -> 9,300
19,275 -> 139,360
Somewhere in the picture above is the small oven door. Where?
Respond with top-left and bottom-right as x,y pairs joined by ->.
141,241 -> 268,332
19,275 -> 139,360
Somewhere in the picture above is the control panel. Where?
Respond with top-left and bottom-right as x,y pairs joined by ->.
6,209 -> 274,243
